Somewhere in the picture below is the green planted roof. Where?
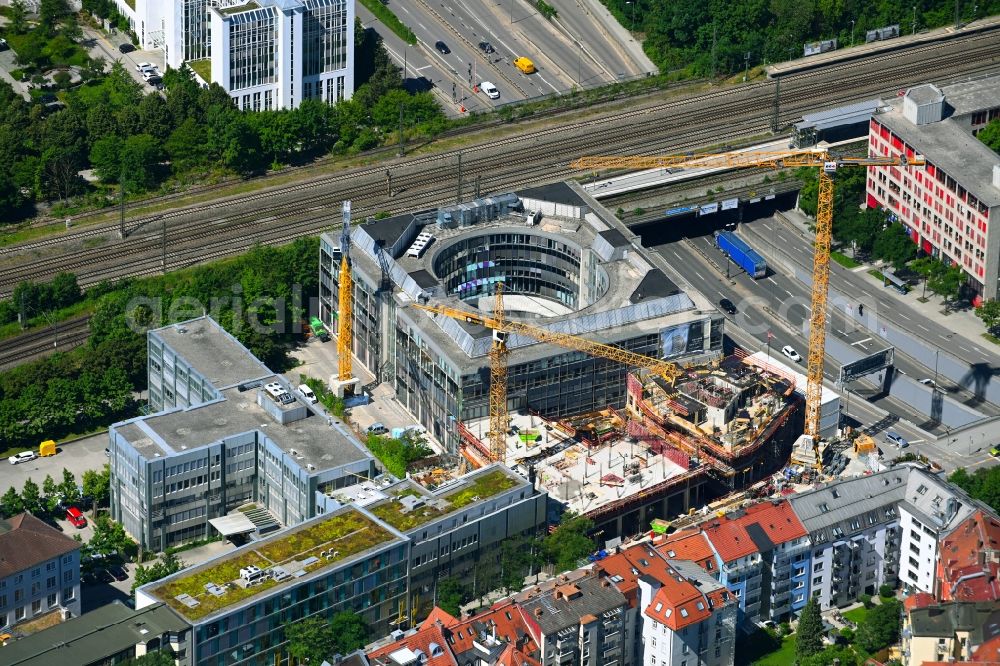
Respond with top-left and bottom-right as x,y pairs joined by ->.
151,510 -> 395,621
370,469 -> 519,531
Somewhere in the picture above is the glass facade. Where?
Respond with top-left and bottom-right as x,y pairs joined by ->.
183,0 -> 211,61
227,8 -> 278,92
302,0 -> 349,76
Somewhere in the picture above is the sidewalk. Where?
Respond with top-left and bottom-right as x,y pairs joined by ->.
775,208 -> 994,357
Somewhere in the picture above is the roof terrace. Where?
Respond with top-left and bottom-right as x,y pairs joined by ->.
145,507 -> 400,622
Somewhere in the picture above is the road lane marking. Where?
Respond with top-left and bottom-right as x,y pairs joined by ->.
695,271 -> 706,282
918,324 -> 929,331
898,313 -> 910,320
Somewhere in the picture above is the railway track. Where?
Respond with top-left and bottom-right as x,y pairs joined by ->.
0,29 -> 997,368
0,316 -> 91,371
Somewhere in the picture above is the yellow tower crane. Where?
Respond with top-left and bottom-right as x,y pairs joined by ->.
570,149 -> 925,459
336,201 -> 357,395
413,286 -> 683,462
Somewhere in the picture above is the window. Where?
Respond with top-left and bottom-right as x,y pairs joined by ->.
47,593 -> 57,608
32,599 -> 41,615
813,576 -> 823,585
814,562 -> 824,572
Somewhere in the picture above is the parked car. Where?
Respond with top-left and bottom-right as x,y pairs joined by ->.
478,41 -> 495,54
66,507 -> 87,529
480,81 -> 500,99
8,451 -> 37,465
145,75 -> 162,87
118,42 -> 136,54
297,385 -> 318,404
0,38 -> 9,51
135,62 -> 154,72
367,422 -> 388,436
81,571 -> 97,586
0,632 -> 12,645
781,345 -> 801,363
108,565 -> 128,582
105,447 -> 111,457
95,569 -> 114,584
719,298 -> 737,315
886,431 -> 909,448
434,41 -> 450,54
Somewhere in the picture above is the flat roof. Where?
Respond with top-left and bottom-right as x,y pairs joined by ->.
143,506 -> 403,623
876,95 -> 1000,207
117,381 -> 370,469
3,602 -> 187,666
367,466 -> 527,532
153,319 -> 271,390
517,182 -> 587,207
795,99 -> 881,132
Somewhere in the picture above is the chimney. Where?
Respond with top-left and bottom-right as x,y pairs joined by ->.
534,608 -> 543,617
601,579 -> 611,588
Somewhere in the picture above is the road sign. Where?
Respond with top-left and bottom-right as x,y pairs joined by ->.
839,348 -> 895,383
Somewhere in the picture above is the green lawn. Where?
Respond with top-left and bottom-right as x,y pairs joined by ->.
831,251 -> 861,268
843,605 -> 869,624
752,635 -> 797,666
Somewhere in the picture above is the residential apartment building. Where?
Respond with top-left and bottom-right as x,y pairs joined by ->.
901,595 -> 1000,666
136,505 -> 411,665
936,510 -> 1000,603
866,76 -> 1000,301
697,500 -> 810,625
787,469 -> 905,609
109,316 -> 375,551
0,513 -> 81,631
112,0 -> 353,110
3,601 -> 188,666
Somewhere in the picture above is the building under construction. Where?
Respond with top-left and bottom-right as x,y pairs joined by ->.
318,182 -> 724,455
472,352 -> 805,539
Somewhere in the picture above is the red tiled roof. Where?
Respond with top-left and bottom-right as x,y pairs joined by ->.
0,513 -> 80,578
447,602 -> 540,661
596,543 -> 678,595
971,634 -> 1000,662
700,501 -> 807,564
904,592 -> 936,611
367,623 -> 456,666
422,606 -> 460,629
937,510 -> 1000,603
658,529 -> 717,572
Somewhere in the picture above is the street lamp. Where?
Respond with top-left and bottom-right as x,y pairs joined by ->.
912,5 -> 917,34
850,19 -> 856,46
625,1 -> 635,31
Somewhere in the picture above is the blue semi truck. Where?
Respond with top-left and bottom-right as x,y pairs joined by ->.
714,231 -> 767,279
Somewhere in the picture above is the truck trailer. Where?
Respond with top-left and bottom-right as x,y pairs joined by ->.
715,231 -> 767,279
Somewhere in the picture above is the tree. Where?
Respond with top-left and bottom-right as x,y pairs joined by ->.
856,598 -> 902,653
500,536 -> 535,593
121,652 -> 176,666
21,478 -> 43,515
132,551 -> 183,590
542,512 -> 596,573
82,465 -> 111,514
331,610 -> 369,653
949,466 -> 1000,512
8,0 -> 28,33
42,474 -> 60,513
50,272 -> 81,309
927,262 -> 965,303
796,597 -> 824,659
90,513 -> 136,557
59,468 -> 80,505
436,577 -> 466,617
1,487 -> 23,518
799,644 -> 860,666
39,0 -> 70,33
873,223 -> 917,270
164,117 -> 208,173
120,134 -> 163,192
879,583 -> 895,599
979,119 -> 1000,153
976,300 -> 1000,334
285,616 -> 338,663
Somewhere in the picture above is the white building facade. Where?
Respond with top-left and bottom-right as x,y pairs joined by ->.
113,0 -> 353,110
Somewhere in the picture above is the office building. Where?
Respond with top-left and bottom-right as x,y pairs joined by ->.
135,505 -> 410,664
0,513 -> 81,631
109,316 -> 376,551
2,601 -> 188,666
112,0 -> 353,110
319,183 -> 724,455
866,77 -> 1000,301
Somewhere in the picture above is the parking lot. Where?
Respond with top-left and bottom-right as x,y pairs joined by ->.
2,431 -> 110,490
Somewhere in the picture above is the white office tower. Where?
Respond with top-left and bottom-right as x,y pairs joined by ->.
116,0 -> 354,110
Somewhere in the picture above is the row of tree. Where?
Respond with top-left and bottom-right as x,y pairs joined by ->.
1,466 -> 109,521
601,0 -> 1000,76
0,12 -> 443,220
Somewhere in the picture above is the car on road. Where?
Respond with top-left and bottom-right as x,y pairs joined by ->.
297,385 -> 318,404
8,451 -> 37,465
480,81 -> 499,99
105,447 -> 111,457
781,345 -> 801,363
990,446 -> 1000,457
719,298 -> 737,315
66,507 -> 87,529
919,378 -> 936,386
886,431 -> 909,448
434,41 -> 450,55
478,41 -> 495,54
118,43 -> 136,54
367,422 -> 388,436
513,57 -> 536,74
